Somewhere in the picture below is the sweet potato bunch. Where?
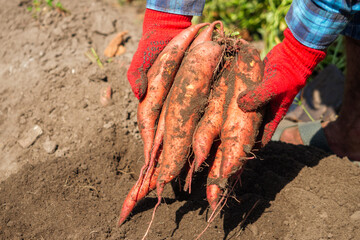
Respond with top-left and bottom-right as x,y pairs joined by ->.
118,21 -> 264,237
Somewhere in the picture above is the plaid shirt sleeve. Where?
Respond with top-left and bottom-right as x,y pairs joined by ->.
285,0 -> 360,49
146,0 -> 205,16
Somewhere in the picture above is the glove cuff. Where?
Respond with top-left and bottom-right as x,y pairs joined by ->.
143,9 -> 192,32
283,28 -> 326,82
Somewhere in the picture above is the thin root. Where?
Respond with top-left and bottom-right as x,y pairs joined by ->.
196,172 -> 244,239
195,189 -> 228,240
184,162 -> 195,193
142,195 -> 162,240
236,199 -> 260,237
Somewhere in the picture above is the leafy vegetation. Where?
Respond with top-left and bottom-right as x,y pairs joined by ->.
196,0 -> 291,56
316,36 -> 346,73
27,0 -> 68,18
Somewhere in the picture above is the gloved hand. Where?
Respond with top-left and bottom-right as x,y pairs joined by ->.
237,28 -> 326,146
127,9 -> 192,100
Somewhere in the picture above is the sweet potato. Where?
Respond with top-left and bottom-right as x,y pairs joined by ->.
135,41 -> 224,239
156,41 -> 224,198
119,39 -> 224,230
206,142 -> 223,211
220,42 -> 264,181
143,98 -> 167,181
119,22 -> 265,235
148,21 -> 224,173
184,60 -> 230,192
118,150 -> 163,226
188,20 -> 224,51
104,31 -> 128,57
192,60 -> 230,171
200,42 -> 264,215
136,23 -> 209,188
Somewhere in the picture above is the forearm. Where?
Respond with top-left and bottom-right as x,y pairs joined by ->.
146,0 -> 205,16
285,0 -> 355,50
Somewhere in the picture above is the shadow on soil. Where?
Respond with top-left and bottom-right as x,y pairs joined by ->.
220,142 -> 330,239
126,141 -> 331,239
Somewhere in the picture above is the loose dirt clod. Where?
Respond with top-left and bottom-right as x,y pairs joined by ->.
43,137 -> 58,154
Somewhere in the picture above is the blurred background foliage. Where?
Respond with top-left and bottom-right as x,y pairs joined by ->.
194,0 -> 346,73
195,0 -> 291,57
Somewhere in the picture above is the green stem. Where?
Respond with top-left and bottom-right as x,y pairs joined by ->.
91,48 -> 104,69
300,104 -> 315,122
294,97 -> 315,122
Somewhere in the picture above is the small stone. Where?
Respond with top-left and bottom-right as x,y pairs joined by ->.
350,211 -> 360,221
43,137 -> 58,154
18,125 -> 43,148
327,233 -> 333,238
103,121 -> 114,129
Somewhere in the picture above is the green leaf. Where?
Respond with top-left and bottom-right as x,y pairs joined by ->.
55,2 -> 63,8
46,0 -> 54,7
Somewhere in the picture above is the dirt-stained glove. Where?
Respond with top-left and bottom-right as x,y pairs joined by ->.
237,28 -> 326,147
127,9 -> 192,100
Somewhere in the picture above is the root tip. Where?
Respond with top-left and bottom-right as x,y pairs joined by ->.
117,217 -> 126,227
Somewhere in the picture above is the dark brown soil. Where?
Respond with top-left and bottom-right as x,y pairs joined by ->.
1,1 -> 359,239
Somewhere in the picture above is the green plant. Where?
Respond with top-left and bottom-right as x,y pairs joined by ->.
27,0 -> 68,17
46,0 -> 54,7
294,96 -> 315,122
27,0 -> 41,14
45,0 -> 67,11
316,36 -> 346,73
85,48 -> 104,69
258,0 -> 291,57
201,0 -> 267,37
200,0 -> 346,73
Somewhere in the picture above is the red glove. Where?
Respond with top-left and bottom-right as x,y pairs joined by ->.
127,9 -> 192,100
237,28 -> 326,147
